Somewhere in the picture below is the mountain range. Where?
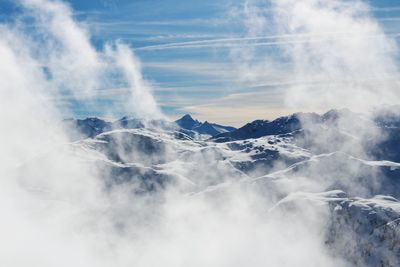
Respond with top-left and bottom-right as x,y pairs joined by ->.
50,108 -> 400,266
64,114 -> 237,139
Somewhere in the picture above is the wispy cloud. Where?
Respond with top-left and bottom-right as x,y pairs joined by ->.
87,18 -> 230,37
378,17 -> 400,22
136,32 -> 400,51
143,61 -> 235,79
181,89 -> 289,126
372,6 -> 400,12
180,72 -> 400,126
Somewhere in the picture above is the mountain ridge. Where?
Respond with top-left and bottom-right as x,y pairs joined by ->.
66,113 -> 238,139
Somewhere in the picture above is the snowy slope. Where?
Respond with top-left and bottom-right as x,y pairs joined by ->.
272,190 -> 400,267
51,110 -> 400,266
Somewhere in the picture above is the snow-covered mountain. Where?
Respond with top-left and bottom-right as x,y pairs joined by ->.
64,117 -> 111,138
175,114 -> 236,136
212,109 -> 370,142
66,114 -> 237,140
175,114 -> 201,130
213,113 -> 308,142
49,109 -> 400,265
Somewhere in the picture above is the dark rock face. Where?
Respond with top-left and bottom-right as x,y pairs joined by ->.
112,117 -> 145,129
213,112 -> 320,141
64,117 -> 111,138
95,131 -> 170,166
175,114 -> 201,130
175,115 -> 237,136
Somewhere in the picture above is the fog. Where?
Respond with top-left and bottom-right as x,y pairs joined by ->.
0,0 -> 398,266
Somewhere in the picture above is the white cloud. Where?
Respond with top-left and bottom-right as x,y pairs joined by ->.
270,0 -> 400,111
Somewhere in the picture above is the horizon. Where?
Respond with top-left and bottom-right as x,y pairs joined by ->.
66,105 -> 395,128
64,107 -> 342,128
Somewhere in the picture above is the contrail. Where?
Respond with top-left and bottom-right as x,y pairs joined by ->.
136,32 -> 400,51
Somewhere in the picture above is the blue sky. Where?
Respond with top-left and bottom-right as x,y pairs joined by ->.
1,0 -> 400,126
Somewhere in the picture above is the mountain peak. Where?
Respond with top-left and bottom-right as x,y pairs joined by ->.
181,114 -> 195,121
175,114 -> 201,130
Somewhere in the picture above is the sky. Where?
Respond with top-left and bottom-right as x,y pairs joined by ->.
1,0 -> 400,126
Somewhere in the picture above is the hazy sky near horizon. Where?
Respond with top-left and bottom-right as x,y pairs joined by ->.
1,0 -> 400,126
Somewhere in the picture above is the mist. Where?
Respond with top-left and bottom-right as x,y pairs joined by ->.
1,0 -> 399,266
